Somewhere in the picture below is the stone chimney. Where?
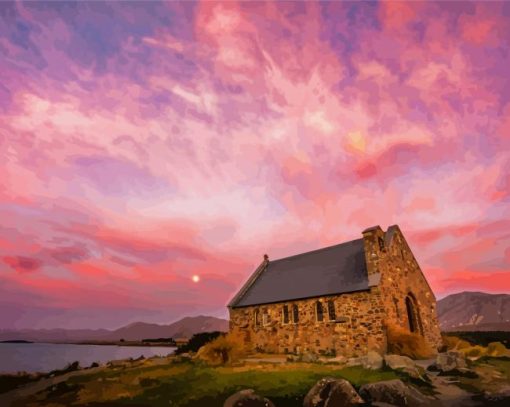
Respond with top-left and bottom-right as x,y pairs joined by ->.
362,225 -> 386,279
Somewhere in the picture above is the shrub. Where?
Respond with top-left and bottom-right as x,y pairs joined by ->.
486,342 -> 509,357
195,332 -> 246,365
460,345 -> 486,359
386,323 -> 435,359
442,335 -> 471,351
175,331 -> 225,355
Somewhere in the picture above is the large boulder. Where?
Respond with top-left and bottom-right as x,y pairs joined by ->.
359,379 -> 430,406
223,389 -> 275,407
362,351 -> 384,370
302,353 -> 320,363
345,352 -> 383,370
432,351 -> 466,373
383,355 -> 424,380
303,377 -> 364,407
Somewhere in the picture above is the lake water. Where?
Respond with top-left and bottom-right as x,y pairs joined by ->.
0,342 -> 176,374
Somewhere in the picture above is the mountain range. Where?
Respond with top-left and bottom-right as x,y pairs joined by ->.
1,292 -> 509,342
0,315 -> 229,343
437,291 -> 510,331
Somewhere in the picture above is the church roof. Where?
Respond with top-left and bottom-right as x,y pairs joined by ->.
229,238 -> 370,308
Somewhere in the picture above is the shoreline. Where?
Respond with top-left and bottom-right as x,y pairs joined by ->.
1,340 -> 177,347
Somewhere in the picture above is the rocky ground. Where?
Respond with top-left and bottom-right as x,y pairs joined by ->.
0,351 -> 509,406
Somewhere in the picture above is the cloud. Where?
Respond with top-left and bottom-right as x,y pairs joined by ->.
0,0 -> 509,328
3,256 -> 42,273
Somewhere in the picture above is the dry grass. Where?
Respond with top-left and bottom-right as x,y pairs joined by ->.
487,342 -> 510,357
385,323 -> 435,359
443,334 -> 510,360
195,332 -> 247,365
442,335 -> 472,351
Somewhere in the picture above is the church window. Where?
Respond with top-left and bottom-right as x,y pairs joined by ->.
378,237 -> 385,251
316,301 -> 324,322
292,304 -> 299,323
254,309 -> 260,326
262,310 -> 270,326
282,305 -> 290,324
327,300 -> 336,321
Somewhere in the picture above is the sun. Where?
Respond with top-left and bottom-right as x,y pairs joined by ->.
192,275 -> 200,283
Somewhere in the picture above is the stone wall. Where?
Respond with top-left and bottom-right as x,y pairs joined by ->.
229,288 -> 387,357
362,225 -> 443,350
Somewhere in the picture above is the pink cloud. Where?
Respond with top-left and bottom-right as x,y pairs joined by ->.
0,0 -> 508,328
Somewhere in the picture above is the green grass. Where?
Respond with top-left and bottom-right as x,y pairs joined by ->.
0,373 -> 41,394
14,360 -> 399,407
453,356 -> 510,395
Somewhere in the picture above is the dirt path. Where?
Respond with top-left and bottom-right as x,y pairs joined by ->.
0,367 -> 102,406
427,373 -> 478,406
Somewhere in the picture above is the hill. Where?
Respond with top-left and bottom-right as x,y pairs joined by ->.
437,291 -> 510,331
0,315 -> 229,343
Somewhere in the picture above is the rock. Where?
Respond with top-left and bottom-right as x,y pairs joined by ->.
223,389 -> 275,407
328,355 -> 347,364
303,377 -> 364,407
362,351 -> 384,370
302,353 -> 319,363
345,357 -> 362,367
359,379 -> 430,406
437,367 -> 478,378
433,351 -> 466,373
384,355 -> 424,379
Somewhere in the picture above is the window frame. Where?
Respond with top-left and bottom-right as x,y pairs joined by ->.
254,309 -> 260,327
262,310 -> 270,326
292,304 -> 299,324
282,304 -> 290,325
315,301 -> 324,322
327,300 -> 336,321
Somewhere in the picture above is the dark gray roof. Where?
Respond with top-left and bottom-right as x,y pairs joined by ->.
230,238 -> 369,308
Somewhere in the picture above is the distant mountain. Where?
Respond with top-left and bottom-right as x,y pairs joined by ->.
437,292 -> 510,332
0,315 -> 229,343
107,316 -> 229,341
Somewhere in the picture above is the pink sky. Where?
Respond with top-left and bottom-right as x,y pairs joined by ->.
1,1 -> 509,329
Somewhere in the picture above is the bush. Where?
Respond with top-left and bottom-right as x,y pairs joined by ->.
442,335 -> 472,351
195,332 -> 246,365
460,345 -> 486,359
443,331 -> 510,348
175,331 -> 225,355
386,323 -> 435,359
486,342 -> 509,357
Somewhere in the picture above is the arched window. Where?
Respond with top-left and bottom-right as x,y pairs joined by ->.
405,293 -> 423,335
262,309 -> 270,326
316,301 -> 324,322
292,304 -> 299,323
282,305 -> 290,324
327,300 -> 336,321
254,309 -> 260,327
405,297 -> 416,332
378,237 -> 385,251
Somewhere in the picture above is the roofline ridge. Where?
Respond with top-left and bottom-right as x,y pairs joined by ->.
227,257 -> 269,308
268,237 -> 364,263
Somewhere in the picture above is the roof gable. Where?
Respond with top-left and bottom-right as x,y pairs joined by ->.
230,238 -> 369,308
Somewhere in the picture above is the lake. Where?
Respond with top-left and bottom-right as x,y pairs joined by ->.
0,342 -> 176,374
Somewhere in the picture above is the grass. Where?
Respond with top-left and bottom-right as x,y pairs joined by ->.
453,356 -> 510,395
12,358 -> 400,407
0,373 -> 41,394
443,332 -> 510,348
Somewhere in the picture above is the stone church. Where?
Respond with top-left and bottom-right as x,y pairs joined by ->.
228,225 -> 442,357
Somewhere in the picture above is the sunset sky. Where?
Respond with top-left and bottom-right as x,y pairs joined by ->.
1,1 -> 509,330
